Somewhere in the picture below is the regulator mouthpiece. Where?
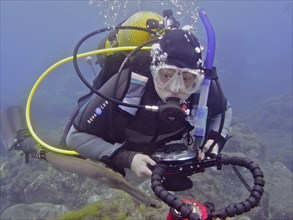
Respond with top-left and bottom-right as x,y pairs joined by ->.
159,97 -> 186,125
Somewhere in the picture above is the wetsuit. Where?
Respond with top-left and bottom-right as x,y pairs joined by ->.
66,55 -> 232,174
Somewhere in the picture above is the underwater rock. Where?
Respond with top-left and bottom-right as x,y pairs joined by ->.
245,92 -> 292,133
243,92 -> 292,171
224,122 -> 267,162
262,161 -> 293,220
0,202 -> 68,220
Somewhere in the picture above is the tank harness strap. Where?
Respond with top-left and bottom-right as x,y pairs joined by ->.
205,66 -> 218,80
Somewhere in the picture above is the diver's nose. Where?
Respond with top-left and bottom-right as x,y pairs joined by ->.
169,75 -> 182,93
169,80 -> 180,93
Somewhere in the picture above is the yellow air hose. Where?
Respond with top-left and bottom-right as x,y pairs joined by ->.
26,46 -> 151,155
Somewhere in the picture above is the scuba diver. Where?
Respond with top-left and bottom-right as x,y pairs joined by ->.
65,11 -> 233,179
1,10 -> 265,220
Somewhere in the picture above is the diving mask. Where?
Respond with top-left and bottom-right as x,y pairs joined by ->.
151,64 -> 204,94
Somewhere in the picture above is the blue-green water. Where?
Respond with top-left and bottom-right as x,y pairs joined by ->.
0,1 -> 292,219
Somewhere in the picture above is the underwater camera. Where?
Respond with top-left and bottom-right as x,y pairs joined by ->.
152,143 -> 218,191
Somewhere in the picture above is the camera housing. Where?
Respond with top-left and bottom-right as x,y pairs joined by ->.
152,144 -> 199,191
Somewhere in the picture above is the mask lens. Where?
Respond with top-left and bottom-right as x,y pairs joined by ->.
181,69 -> 202,93
153,64 -> 203,93
157,67 -> 177,85
182,71 -> 197,90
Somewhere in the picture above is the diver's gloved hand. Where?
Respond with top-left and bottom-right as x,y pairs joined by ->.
198,139 -> 219,160
131,154 -> 156,177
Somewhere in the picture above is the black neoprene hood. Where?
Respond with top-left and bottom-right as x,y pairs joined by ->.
159,29 -> 202,69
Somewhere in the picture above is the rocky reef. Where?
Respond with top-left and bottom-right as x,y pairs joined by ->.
245,92 -> 293,173
245,92 -> 292,133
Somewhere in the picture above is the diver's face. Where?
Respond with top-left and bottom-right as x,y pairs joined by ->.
152,64 -> 204,103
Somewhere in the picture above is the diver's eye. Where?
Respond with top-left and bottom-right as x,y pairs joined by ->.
182,72 -> 196,88
158,68 -> 176,83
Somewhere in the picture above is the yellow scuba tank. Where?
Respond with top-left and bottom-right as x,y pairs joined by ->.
96,11 -> 163,66
117,11 -> 163,46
